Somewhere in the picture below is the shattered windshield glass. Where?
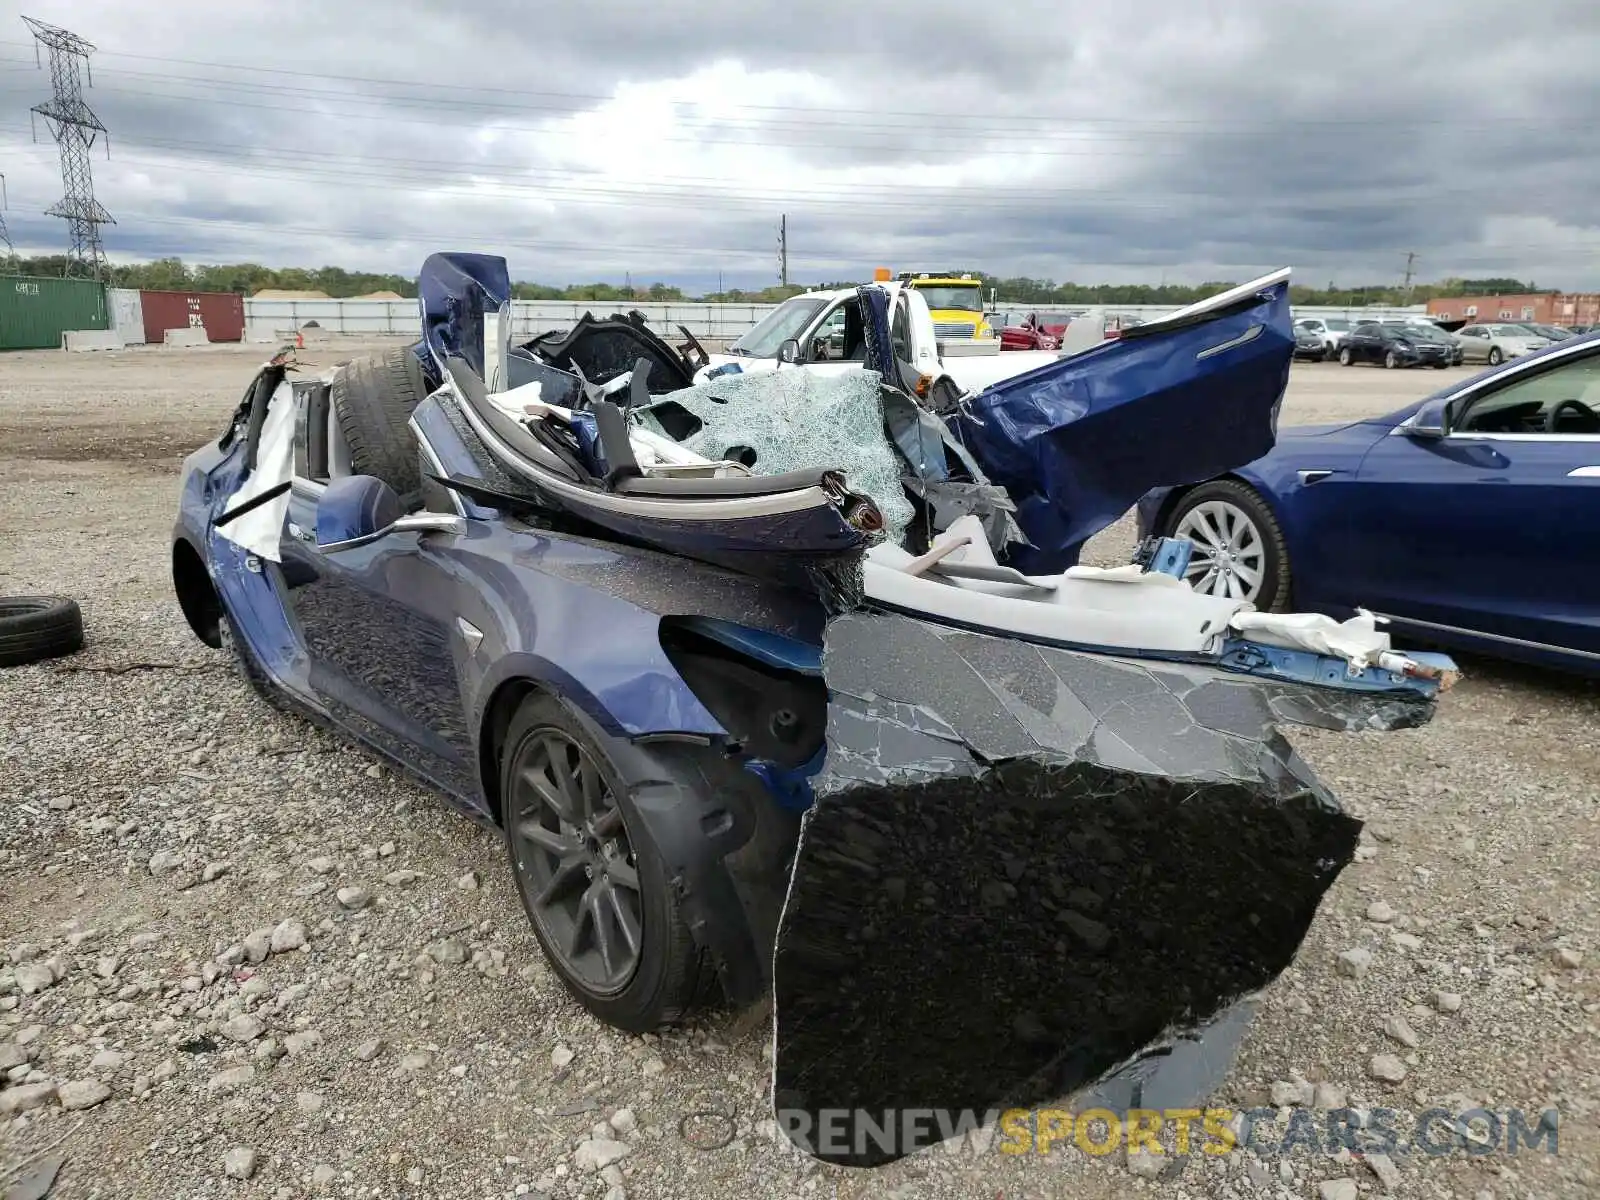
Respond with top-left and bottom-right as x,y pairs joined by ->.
729,297 -> 829,358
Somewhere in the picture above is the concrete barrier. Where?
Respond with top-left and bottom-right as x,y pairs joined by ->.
61,329 -> 129,352
163,327 -> 212,348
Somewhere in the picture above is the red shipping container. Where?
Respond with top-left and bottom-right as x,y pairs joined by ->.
140,290 -> 245,344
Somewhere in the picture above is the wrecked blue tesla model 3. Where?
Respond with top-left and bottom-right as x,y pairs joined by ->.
171,254 -> 1456,1167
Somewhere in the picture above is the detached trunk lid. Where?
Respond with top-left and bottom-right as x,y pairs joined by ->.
953,270 -> 1294,574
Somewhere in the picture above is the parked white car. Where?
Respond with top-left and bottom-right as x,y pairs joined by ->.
1293,317 -> 1354,358
1452,323 -> 1550,365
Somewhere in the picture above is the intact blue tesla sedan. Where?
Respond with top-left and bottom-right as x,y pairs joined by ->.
1137,331 -> 1600,676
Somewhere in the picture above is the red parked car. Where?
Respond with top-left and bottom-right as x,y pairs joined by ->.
993,310 -> 1062,351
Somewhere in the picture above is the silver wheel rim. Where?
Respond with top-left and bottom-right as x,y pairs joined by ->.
1174,500 -> 1267,601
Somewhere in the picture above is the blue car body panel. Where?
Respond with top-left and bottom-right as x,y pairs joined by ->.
419,251 -> 512,379
1139,332 -> 1600,675
955,277 -> 1293,573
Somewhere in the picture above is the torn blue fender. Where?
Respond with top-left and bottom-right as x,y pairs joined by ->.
953,271 -> 1294,574
419,251 -> 512,381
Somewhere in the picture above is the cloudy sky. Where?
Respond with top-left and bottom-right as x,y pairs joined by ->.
2,0 -> 1599,291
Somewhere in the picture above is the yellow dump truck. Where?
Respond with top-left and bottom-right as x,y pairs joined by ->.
891,271 -> 1000,356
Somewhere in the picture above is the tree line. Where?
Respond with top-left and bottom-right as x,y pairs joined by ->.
0,255 -> 1554,307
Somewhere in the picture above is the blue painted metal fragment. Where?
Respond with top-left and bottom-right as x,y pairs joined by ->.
1218,639 -> 1457,699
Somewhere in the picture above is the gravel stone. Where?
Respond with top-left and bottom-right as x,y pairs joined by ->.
1335,948 -> 1373,979
552,1044 -> 575,1069
221,1014 -> 265,1043
1433,990 -> 1463,1014
208,1065 -> 256,1095
428,937 -> 469,965
1312,1082 -> 1347,1110
336,886 -> 372,910
608,1107 -> 637,1135
242,928 -> 273,964
1382,1014 -> 1420,1048
573,1139 -> 631,1172
147,849 -> 184,876
1126,1151 -> 1165,1179
0,1082 -> 56,1115
354,1038 -> 384,1062
284,1030 -> 324,1056
269,919 -> 307,953
1555,947 -> 1583,969
1365,900 -> 1395,923
1365,1152 -> 1402,1192
14,962 -> 57,994
1319,1181 -> 1358,1200
1369,1054 -> 1408,1083
224,1147 -> 257,1180
59,1078 -> 113,1110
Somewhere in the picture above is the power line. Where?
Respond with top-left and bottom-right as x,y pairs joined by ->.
2,207 -> 1583,276
22,15 -> 113,278
3,131 -> 1587,221
0,36 -> 1583,132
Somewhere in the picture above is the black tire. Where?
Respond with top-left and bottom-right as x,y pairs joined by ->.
1384,350 -> 1399,369
1338,346 -> 1354,366
330,345 -> 428,495
0,597 -> 84,667
1323,343 -> 1337,361
1163,480 -> 1292,612
1487,347 -> 1504,366
501,692 -> 706,1032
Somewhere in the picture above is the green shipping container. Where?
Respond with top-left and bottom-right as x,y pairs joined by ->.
0,275 -> 109,351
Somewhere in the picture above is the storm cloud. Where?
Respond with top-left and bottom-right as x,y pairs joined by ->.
3,0 -> 1599,289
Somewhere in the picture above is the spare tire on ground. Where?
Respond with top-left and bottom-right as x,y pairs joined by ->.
0,596 -> 84,667
329,345 -> 430,496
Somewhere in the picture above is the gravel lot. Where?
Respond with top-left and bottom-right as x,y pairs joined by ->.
1,342 -> 1596,1200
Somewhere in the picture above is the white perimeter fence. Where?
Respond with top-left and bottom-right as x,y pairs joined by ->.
245,297 -> 1430,344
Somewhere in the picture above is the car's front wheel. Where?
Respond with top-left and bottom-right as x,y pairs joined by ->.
1165,480 -> 1291,611
1487,347 -> 1504,366
501,692 -> 707,1032
1338,346 -> 1354,366
1384,350 -> 1400,369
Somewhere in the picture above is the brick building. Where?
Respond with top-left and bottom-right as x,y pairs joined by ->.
1427,292 -> 1600,326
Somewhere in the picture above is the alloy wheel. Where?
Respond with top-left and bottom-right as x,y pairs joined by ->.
508,728 -> 643,993
1174,500 -> 1266,602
